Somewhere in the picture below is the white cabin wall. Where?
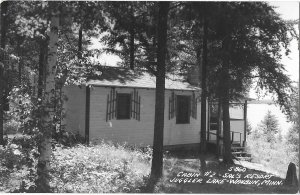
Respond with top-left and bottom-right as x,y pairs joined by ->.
88,86 -> 202,146
62,85 -> 86,137
163,90 -> 201,145
89,87 -> 155,145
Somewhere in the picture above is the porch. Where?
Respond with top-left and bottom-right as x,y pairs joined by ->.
207,100 -> 251,161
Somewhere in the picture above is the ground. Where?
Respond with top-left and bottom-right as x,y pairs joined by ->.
153,150 -> 298,193
0,136 -> 298,193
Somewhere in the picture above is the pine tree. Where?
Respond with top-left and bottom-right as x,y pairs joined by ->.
258,110 -> 280,143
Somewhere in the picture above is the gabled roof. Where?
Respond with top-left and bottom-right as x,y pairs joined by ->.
86,66 -> 200,91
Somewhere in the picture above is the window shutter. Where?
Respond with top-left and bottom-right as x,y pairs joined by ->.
188,96 -> 191,118
168,96 -> 171,120
131,90 -> 135,119
106,88 -> 117,121
106,94 -> 109,122
174,93 -> 177,118
138,96 -> 141,121
190,93 -> 193,118
191,92 -> 197,119
131,89 -> 141,121
169,91 -> 175,120
115,90 -> 118,118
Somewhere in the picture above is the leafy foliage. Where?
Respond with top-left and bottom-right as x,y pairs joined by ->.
1,139 -> 152,193
50,142 -> 151,193
0,135 -> 38,192
285,83 -> 299,166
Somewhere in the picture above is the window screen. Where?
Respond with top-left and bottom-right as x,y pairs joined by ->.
176,95 -> 190,124
117,93 -> 131,119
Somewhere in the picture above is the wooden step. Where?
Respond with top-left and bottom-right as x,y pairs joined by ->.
232,152 -> 251,158
231,146 -> 245,151
235,156 -> 252,161
232,151 -> 247,155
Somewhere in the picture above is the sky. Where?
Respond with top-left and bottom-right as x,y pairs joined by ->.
248,1 -> 299,99
269,1 -> 299,83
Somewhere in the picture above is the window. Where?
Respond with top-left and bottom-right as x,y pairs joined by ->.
106,88 -> 141,121
176,95 -> 190,124
117,93 -> 131,119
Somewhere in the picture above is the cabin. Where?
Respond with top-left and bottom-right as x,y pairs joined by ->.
62,66 -> 249,154
62,67 -> 203,148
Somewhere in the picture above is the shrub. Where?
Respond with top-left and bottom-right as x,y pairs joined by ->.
247,131 -> 295,178
50,141 -> 151,193
52,130 -> 85,147
0,135 -> 38,192
3,119 -> 20,134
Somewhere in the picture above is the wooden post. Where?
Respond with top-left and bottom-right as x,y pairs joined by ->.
239,133 -> 242,146
85,85 -> 90,145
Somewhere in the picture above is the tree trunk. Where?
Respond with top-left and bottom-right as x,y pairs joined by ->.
0,1 -> 9,146
16,36 -> 23,85
200,5 -> 208,154
0,2 -> 3,146
0,1 -> 8,49
37,39 -> 48,99
200,5 -> 208,173
150,1 -> 169,180
36,6 -> 59,192
222,89 -> 232,163
78,25 -> 82,59
0,62 -> 3,146
129,5 -> 135,70
298,5 -> 300,188
221,39 -> 233,164
216,98 -> 222,158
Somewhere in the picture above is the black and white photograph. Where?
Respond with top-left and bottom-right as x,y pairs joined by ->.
0,1 -> 299,193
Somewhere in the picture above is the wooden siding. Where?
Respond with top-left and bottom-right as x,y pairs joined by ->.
62,86 -> 86,137
88,86 -> 201,146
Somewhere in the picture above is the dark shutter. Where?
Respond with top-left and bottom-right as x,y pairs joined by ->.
169,91 -> 175,120
106,88 -> 117,121
191,92 -> 197,119
131,89 -> 141,120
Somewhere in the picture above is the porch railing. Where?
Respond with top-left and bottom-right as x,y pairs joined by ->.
207,130 -> 242,146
